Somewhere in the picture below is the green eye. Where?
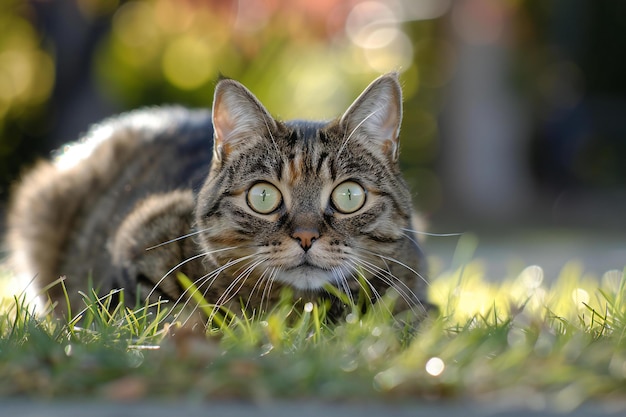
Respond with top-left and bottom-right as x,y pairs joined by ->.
331,181 -> 366,214
247,182 -> 282,214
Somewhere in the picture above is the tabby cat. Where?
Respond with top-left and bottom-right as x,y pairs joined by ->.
6,73 -> 432,325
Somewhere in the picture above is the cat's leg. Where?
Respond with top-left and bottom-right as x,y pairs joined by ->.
110,190 -> 202,306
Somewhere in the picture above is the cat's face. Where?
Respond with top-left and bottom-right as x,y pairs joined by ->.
195,74 -> 424,310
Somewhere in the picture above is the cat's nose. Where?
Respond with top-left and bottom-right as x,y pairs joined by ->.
291,228 -> 320,252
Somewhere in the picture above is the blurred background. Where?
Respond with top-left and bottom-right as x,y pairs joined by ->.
0,0 -> 624,278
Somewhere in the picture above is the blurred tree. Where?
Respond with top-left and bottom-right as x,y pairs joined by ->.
0,0 -> 55,200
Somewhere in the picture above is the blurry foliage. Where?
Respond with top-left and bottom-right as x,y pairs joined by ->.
0,0 -> 447,214
97,0 -> 363,114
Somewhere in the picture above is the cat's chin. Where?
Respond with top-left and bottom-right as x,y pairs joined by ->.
275,264 -> 338,291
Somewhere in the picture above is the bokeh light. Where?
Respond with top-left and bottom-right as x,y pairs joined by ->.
425,356 -> 445,376
0,15 -> 54,114
95,0 -> 446,113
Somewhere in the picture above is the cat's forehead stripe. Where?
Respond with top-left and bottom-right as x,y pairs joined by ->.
280,134 -> 334,185
287,153 -> 305,183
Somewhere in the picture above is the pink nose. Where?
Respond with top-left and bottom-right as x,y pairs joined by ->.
291,228 -> 320,252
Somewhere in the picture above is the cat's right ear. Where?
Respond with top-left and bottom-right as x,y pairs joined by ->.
211,79 -> 276,163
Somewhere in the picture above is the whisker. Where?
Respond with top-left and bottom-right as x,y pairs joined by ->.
144,227 -> 215,251
169,267 -> 222,314
401,227 -> 463,238
334,265 -> 356,307
344,259 -> 399,322
244,263 -> 274,313
145,246 -> 239,300
356,255 -> 420,302
401,231 -> 421,251
347,259 -> 389,303
146,252 -> 207,301
357,247 -> 430,287
167,272 -> 219,326
260,267 -> 278,313
261,113 -> 280,155
355,274 -> 418,325
158,253 -> 255,325
206,256 -> 268,324
350,255 -> 425,315
181,255 -> 257,320
221,257 -> 267,305
350,247 -> 432,314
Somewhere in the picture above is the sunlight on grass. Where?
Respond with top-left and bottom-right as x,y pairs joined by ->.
429,259 -> 614,325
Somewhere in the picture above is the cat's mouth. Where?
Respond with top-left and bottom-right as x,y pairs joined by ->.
276,262 -> 337,290
290,260 -> 326,270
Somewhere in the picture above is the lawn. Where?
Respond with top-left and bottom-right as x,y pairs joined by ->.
1,246 -> 625,412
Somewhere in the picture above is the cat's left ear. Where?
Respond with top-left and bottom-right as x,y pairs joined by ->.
340,72 -> 403,162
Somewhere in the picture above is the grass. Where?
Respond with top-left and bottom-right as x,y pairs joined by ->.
1,252 -> 626,411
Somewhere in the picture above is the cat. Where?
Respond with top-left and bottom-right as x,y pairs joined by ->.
6,72 -> 433,326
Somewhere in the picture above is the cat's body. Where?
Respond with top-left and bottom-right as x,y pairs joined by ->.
8,107 -> 214,310
6,73 -> 432,325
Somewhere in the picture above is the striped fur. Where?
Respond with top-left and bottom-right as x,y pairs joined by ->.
6,73 -> 432,325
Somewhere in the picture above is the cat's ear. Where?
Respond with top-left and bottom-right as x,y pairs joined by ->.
212,79 -> 276,162
340,72 -> 403,162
